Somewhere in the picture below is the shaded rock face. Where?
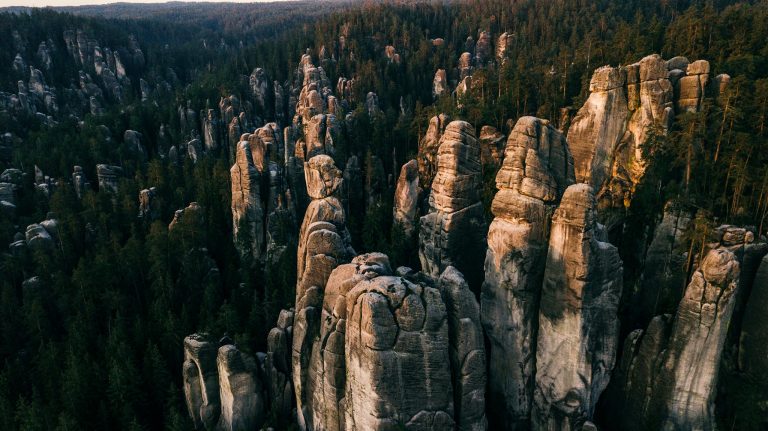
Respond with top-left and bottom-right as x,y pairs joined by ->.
533,184 -> 623,431
393,159 -> 421,238
478,125 -> 505,174
419,120 -> 487,292
419,116 -> 451,189
25,218 -> 58,251
568,55 -> 717,211
202,109 -> 220,151
473,31 -> 492,65
265,309 -> 295,422
138,187 -> 158,220
183,334 -> 221,430
433,69 -> 448,99
738,255 -> 768,410
301,253 -> 485,431
217,344 -> 266,431
629,202 -> 691,327
656,238 -> 741,431
481,116 -> 574,429
96,164 -> 122,193
604,226 -> 760,431
293,155 -> 355,430
123,130 -> 147,160
183,335 -> 266,431
72,166 -> 90,199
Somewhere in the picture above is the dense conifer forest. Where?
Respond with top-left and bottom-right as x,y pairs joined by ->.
0,0 -> 767,429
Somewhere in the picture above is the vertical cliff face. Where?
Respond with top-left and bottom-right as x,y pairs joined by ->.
628,202 -> 692,327
604,226 -> 763,431
417,114 -> 450,190
231,134 -> 266,262
658,246 -> 739,431
293,155 -> 355,430
480,116 -> 574,429
533,184 -> 623,431
419,120 -> 487,292
183,335 -> 266,431
567,54 -> 718,212
393,159 -> 421,238
566,66 -> 628,191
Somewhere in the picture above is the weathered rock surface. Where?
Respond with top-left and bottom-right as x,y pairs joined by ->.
478,125 -> 505,174
183,334 -> 266,431
419,120 -> 486,291
433,69 -> 448,99
183,334 -> 221,430
420,118 -> 451,189
231,134 -> 266,261
496,32 -> 513,61
656,233 -> 743,431
302,253 -> 485,431
533,184 -> 623,430
629,202 -> 691,327
265,309 -> 295,423
293,155 -> 354,430
96,164 -> 122,193
393,159 -> 421,237
217,344 -> 266,431
568,55 -> 718,211
604,226 -> 761,431
481,116 -> 574,429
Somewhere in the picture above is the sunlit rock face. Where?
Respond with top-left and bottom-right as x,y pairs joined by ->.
292,155 -> 355,431
532,184 -> 623,431
481,116 -> 574,429
419,120 -> 487,292
568,54 -> 718,212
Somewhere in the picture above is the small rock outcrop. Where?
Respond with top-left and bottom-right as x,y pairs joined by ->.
183,335 -> 266,431
393,159 -> 421,238
533,184 -> 623,430
419,120 -> 487,291
96,164 -> 122,193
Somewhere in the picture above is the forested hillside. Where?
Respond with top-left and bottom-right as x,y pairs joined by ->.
0,1 -> 767,430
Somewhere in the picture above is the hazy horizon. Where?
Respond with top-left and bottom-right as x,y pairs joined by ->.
0,0 -> 295,7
